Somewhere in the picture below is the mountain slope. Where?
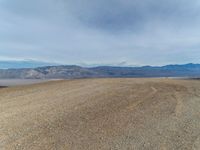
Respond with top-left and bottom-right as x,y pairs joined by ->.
0,60 -> 57,69
0,63 -> 200,79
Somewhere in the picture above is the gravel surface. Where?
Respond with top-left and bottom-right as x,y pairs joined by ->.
0,78 -> 200,150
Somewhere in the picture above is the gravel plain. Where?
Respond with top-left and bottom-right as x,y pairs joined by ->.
0,78 -> 200,150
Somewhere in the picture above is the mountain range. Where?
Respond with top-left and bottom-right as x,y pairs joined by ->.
0,63 -> 200,79
0,60 -> 57,69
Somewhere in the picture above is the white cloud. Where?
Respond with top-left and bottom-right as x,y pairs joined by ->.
0,0 -> 200,65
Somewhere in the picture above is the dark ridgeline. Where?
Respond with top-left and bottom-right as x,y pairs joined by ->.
0,86 -> 7,88
0,63 -> 200,79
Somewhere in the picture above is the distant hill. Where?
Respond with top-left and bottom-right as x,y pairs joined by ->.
0,63 -> 200,79
0,60 -> 57,69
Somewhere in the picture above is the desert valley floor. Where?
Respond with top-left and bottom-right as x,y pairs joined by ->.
0,78 -> 200,150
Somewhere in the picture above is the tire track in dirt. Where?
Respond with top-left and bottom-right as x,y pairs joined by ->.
127,86 -> 158,110
151,86 -> 158,94
174,91 -> 184,117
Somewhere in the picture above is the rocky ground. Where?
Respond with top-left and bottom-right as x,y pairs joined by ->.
0,78 -> 200,150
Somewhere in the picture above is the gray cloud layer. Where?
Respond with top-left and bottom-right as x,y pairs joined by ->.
0,0 -> 200,65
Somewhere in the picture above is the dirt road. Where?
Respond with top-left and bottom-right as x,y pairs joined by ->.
0,78 -> 200,150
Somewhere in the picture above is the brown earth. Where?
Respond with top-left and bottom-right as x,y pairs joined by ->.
0,78 -> 200,150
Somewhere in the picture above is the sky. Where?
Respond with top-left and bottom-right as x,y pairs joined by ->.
0,0 -> 200,66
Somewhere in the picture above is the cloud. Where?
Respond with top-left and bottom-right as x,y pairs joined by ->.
64,0 -> 200,31
0,0 -> 200,65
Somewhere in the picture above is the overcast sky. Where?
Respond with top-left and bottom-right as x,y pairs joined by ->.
0,0 -> 200,66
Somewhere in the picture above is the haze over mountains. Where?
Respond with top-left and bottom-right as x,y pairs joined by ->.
0,61 -> 200,79
0,60 -> 57,69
